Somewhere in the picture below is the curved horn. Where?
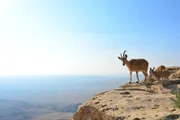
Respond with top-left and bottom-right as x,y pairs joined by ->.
120,53 -> 123,58
123,50 -> 127,57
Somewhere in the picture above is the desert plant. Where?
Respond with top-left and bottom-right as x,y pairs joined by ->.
172,88 -> 180,109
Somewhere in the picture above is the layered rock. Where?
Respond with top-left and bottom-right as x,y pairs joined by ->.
73,66 -> 180,120
73,82 -> 180,120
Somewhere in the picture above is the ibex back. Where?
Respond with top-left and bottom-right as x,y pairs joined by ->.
118,50 -> 149,83
155,65 -> 166,71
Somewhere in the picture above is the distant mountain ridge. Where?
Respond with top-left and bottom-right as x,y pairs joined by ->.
0,98 -> 80,120
60,103 -> 82,112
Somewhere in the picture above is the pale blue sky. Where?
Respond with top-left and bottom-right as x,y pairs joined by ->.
0,0 -> 180,75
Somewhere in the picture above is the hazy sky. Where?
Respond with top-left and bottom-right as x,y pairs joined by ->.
0,0 -> 180,76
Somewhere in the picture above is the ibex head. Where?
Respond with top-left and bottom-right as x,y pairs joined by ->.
149,67 -> 155,75
118,50 -> 128,66
150,67 -> 155,72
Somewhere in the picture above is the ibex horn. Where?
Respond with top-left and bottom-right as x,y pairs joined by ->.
120,53 -> 123,58
123,50 -> 127,57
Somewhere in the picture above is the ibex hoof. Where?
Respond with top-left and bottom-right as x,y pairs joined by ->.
136,81 -> 139,83
129,82 -> 132,84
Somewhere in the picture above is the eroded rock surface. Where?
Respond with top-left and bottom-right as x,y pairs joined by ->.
73,82 -> 180,120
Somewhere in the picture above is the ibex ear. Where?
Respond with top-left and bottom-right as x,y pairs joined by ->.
153,67 -> 155,71
125,54 -> 128,58
150,68 -> 152,71
118,56 -> 122,60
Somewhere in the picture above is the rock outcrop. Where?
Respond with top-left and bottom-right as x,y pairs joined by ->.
73,80 -> 180,120
166,66 -> 180,79
170,69 -> 180,79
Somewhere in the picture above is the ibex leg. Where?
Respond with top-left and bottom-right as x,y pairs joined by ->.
129,71 -> 132,84
136,71 -> 140,83
142,71 -> 147,82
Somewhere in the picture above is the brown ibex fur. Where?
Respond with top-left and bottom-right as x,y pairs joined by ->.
149,67 -> 171,81
155,65 -> 166,71
118,50 -> 149,83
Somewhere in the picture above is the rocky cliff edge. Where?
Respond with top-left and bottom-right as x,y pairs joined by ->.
73,67 -> 180,120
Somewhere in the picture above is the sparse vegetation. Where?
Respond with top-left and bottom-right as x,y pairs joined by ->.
172,88 -> 180,109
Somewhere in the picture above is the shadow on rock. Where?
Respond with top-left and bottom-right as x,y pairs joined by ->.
161,114 -> 180,120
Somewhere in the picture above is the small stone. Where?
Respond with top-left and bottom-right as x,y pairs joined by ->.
101,104 -> 107,107
133,117 -> 141,120
135,97 -> 141,100
117,116 -> 125,120
170,108 -> 176,111
140,106 -> 145,109
105,108 -> 111,111
136,107 -> 141,110
112,107 -> 119,111
154,104 -> 159,107
127,95 -> 133,98
120,91 -> 130,95
151,104 -> 159,109
94,101 -> 100,104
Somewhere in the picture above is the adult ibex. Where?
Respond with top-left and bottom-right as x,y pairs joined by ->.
155,65 -> 166,71
118,50 -> 149,83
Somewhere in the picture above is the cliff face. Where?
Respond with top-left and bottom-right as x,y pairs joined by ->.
73,67 -> 180,120
73,81 -> 180,120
